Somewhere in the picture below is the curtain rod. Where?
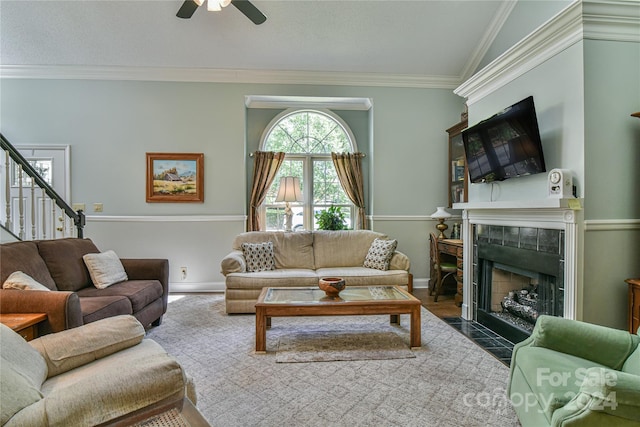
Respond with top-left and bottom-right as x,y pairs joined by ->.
249,152 -> 365,157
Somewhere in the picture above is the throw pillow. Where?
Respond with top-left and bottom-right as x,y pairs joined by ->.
82,250 -> 128,289
241,241 -> 275,272
363,238 -> 398,271
30,315 -> 145,377
2,271 -> 51,291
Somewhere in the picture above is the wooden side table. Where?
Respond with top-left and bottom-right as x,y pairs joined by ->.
626,279 -> 640,334
0,313 -> 47,341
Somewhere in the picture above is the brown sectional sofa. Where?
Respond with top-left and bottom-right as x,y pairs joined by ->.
0,238 -> 168,334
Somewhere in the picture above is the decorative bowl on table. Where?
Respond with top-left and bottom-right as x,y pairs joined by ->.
318,277 -> 346,297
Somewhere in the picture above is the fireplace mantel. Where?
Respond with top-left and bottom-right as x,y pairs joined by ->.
453,197 -> 582,211
458,200 -> 583,324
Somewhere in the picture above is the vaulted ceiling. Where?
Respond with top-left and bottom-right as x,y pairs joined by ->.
1,0 -> 515,87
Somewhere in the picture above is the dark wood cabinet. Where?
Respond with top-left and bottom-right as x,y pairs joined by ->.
626,278 -> 640,334
446,119 -> 468,207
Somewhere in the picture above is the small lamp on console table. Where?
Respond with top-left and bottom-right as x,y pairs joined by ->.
275,176 -> 303,232
430,207 -> 452,239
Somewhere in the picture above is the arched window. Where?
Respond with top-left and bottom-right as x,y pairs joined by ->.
261,109 -> 356,231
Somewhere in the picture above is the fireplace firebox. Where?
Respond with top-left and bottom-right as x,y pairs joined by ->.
473,225 -> 565,343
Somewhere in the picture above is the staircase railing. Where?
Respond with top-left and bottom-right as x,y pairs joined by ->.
1,133 -> 85,240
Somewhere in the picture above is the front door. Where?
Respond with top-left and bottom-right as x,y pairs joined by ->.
1,145 -> 71,239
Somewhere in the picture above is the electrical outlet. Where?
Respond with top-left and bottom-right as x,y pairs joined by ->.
72,203 -> 85,212
93,203 -> 103,212
180,267 -> 187,281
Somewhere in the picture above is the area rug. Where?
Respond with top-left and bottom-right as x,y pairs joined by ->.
146,294 -> 520,427
276,331 -> 416,363
133,408 -> 189,427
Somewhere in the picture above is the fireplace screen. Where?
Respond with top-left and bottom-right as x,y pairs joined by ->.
477,255 -> 563,342
486,263 -> 561,334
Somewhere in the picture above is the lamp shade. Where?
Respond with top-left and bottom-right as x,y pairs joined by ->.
275,177 -> 303,203
430,206 -> 452,219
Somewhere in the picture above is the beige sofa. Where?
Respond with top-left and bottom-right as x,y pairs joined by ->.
221,230 -> 412,314
1,315 -> 197,427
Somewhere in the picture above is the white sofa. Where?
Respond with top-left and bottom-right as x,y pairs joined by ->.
220,230 -> 412,314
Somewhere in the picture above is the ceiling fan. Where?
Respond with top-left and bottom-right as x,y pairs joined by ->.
177,0 -> 267,25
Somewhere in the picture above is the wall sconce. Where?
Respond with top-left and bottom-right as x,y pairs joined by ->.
275,176 -> 303,232
430,207 -> 452,239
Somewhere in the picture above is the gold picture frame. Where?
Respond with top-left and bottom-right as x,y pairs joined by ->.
146,152 -> 204,203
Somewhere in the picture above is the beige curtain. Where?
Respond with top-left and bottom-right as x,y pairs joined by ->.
331,152 -> 367,230
248,151 -> 285,231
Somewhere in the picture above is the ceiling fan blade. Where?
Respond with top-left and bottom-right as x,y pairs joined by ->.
177,0 -> 200,19
232,0 -> 267,25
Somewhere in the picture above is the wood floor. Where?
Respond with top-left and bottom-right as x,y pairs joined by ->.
412,288 -> 461,319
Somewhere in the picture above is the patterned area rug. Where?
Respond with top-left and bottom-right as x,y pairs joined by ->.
276,331 -> 416,363
146,294 -> 520,427
133,408 -> 189,427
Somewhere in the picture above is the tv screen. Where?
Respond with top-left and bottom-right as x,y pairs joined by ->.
462,96 -> 546,183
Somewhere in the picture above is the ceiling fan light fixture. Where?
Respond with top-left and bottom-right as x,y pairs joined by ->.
207,0 -> 222,11
177,0 -> 266,24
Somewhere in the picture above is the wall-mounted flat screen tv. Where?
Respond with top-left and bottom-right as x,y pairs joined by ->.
462,96 -> 546,183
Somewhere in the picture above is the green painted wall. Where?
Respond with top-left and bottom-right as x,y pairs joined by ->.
476,0 -> 573,71
0,78 -> 464,286
467,42 -> 586,202
582,38 -> 640,329
583,39 -> 640,220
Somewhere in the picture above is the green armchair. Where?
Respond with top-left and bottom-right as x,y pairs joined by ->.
508,315 -> 640,427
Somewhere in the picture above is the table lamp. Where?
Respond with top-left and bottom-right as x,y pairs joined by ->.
275,176 -> 303,231
430,206 -> 452,239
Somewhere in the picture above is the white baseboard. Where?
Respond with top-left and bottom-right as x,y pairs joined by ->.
169,282 -> 225,293
413,278 -> 429,289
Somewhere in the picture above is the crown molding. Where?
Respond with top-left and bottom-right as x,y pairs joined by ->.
455,0 -> 640,104
460,0 -> 518,81
583,0 -> 640,42
0,65 -> 462,89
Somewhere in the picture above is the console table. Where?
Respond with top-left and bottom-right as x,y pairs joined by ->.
0,313 -> 47,341
435,239 -> 464,306
627,278 -> 640,334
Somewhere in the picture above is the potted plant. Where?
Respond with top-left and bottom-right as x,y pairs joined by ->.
315,205 -> 347,230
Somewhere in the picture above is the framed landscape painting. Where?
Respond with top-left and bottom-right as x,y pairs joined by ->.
146,152 -> 204,203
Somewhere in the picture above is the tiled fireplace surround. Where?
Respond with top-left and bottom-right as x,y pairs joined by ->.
460,205 -> 580,338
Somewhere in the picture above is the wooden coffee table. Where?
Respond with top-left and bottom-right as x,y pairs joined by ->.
254,286 -> 421,353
